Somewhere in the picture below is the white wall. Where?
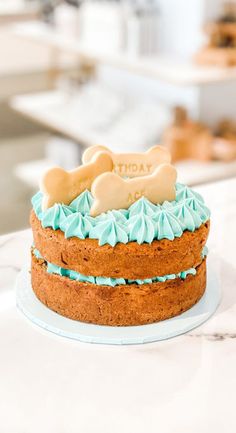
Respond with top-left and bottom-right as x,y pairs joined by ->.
199,82 -> 236,128
155,0 -> 225,59
156,0 -> 205,59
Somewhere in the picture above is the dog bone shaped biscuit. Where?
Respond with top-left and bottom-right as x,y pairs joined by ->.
82,144 -> 171,178
90,163 -> 177,216
40,152 -> 113,210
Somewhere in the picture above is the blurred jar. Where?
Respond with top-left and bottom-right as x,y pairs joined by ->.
124,0 -> 159,56
54,2 -> 80,38
80,0 -> 126,52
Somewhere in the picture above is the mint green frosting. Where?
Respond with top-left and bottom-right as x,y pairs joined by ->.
69,190 -> 93,215
128,214 -> 155,244
33,248 -> 43,259
96,276 -> 126,287
89,216 -> 129,247
129,197 -> 157,217
202,245 -> 208,258
32,182 -> 210,246
70,271 -> 95,283
128,277 -> 153,284
96,209 -> 128,224
33,248 -> 202,286
58,266 -> 196,285
186,198 -> 211,222
41,203 -> 73,230
61,213 -> 93,239
172,198 -> 210,232
152,209 -> 183,240
175,183 -> 204,203
47,262 -> 68,277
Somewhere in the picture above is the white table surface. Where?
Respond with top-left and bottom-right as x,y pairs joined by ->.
1,178 -> 236,433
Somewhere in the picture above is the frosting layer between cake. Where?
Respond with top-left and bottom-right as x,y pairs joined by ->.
33,247 -> 208,287
32,183 -> 210,247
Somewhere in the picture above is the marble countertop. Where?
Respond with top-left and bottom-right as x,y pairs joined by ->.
1,178 -> 236,433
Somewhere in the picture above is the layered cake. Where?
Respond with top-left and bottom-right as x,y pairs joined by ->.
30,145 -> 210,326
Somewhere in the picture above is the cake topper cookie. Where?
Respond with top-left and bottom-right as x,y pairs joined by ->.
40,152 -> 113,210
90,163 -> 177,217
82,145 -> 171,178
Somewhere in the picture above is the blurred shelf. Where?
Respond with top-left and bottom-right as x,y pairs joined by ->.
0,3 -> 39,23
176,159 -> 236,186
11,89 -> 170,150
11,90 -> 97,147
11,89 -> 236,186
12,21 -> 236,86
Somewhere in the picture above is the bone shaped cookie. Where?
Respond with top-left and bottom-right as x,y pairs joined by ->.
40,152 -> 113,210
82,144 -> 171,178
90,163 -> 177,216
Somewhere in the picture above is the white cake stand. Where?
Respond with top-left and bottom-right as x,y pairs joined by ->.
15,255 -> 221,345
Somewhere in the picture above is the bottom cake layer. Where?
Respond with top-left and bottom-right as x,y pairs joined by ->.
31,254 -> 207,326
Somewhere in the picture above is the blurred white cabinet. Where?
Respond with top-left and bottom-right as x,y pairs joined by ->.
100,0 -> 235,126
98,64 -> 236,127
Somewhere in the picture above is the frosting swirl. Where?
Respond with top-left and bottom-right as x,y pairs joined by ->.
172,200 -> 203,232
89,216 -> 129,247
128,214 -> 155,244
41,204 -> 73,230
175,183 -> 204,203
96,209 -> 128,224
69,190 -> 93,215
61,213 -> 93,239
186,197 -> 210,221
129,197 -> 157,217
152,209 -> 183,240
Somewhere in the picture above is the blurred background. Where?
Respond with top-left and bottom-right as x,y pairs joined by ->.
1,0 -> 236,234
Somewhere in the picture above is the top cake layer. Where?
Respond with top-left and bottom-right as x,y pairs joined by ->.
32,182 -> 210,247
